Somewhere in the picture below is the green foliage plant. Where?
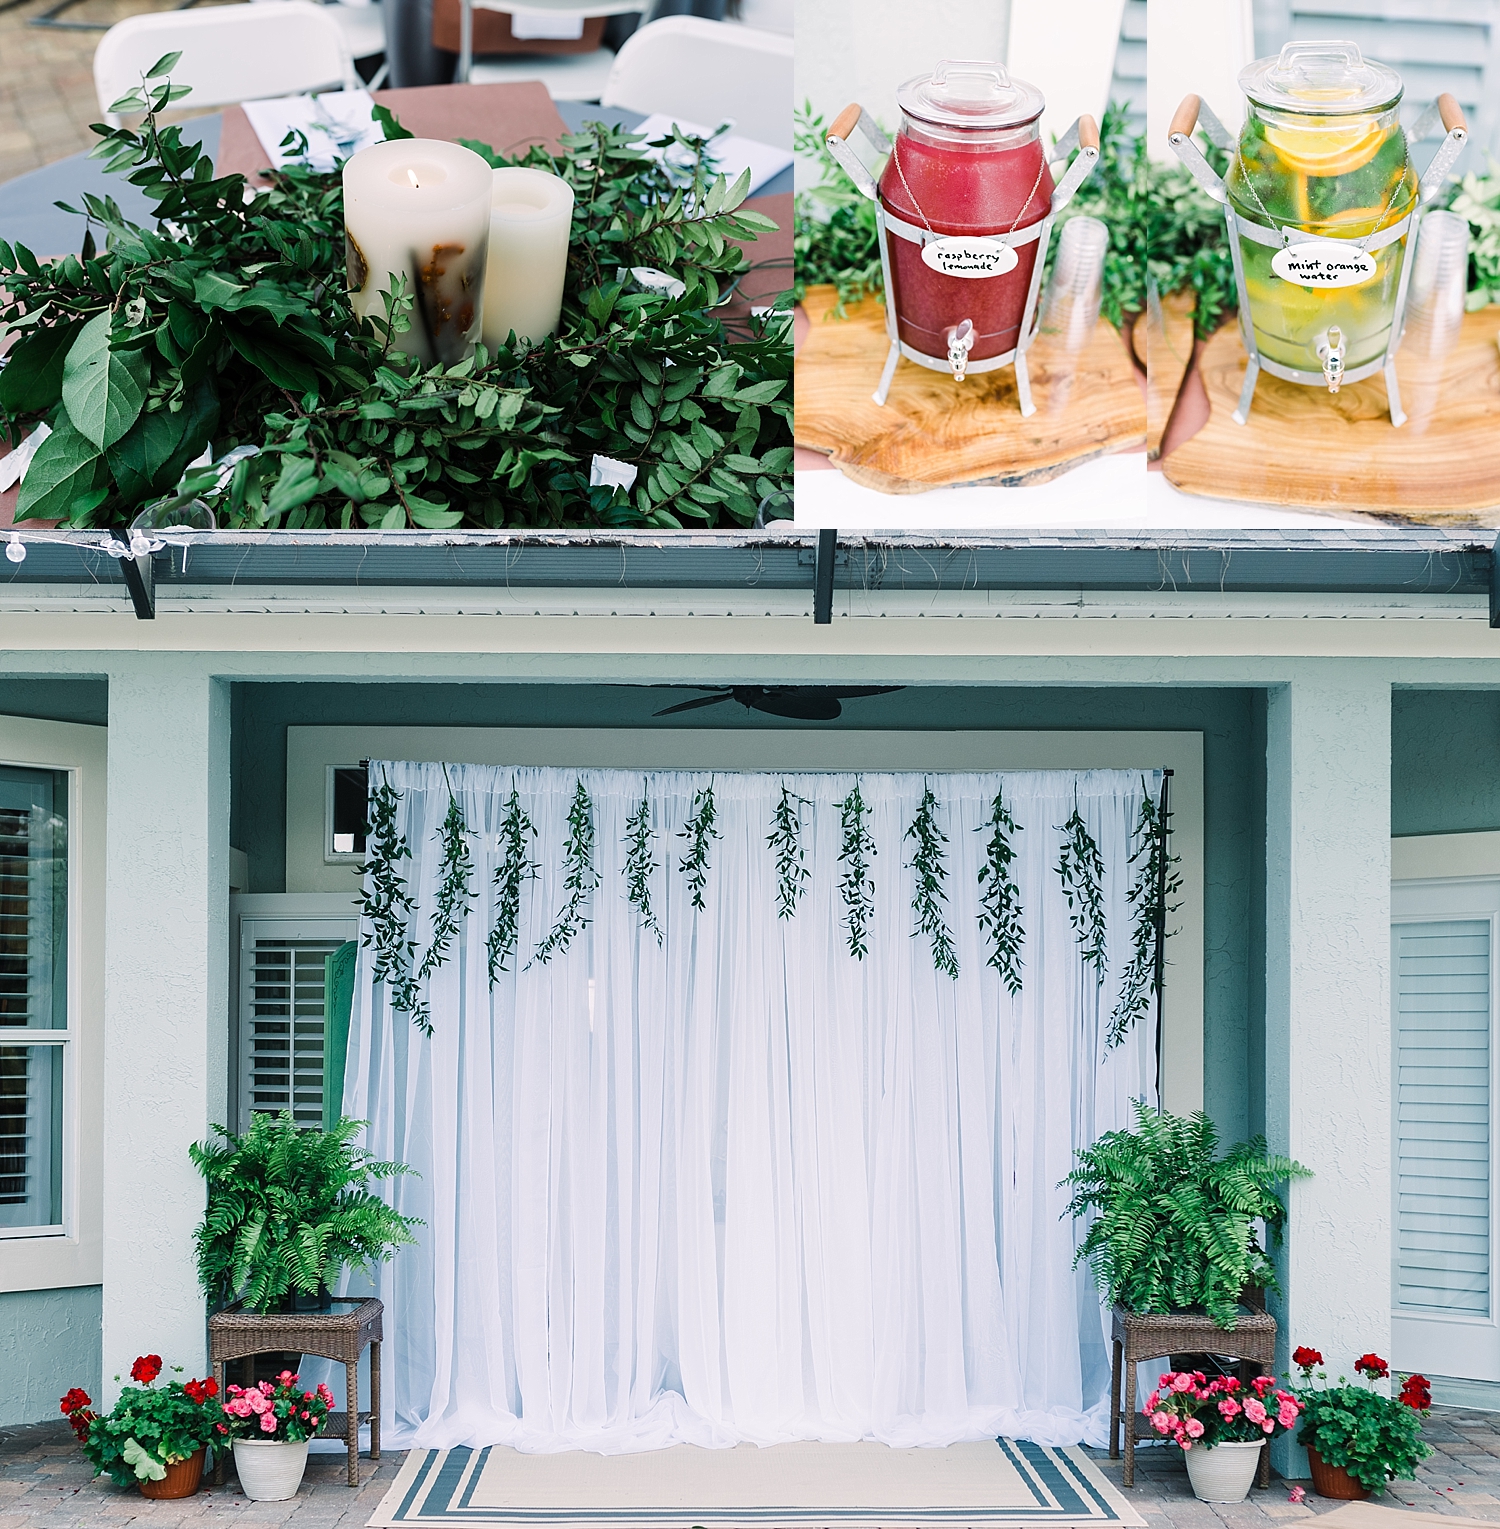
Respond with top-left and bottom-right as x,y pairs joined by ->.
837,781 -> 876,959
906,783 -> 958,979
1447,158 -> 1500,310
1056,804 -> 1108,981
190,1111 -> 419,1313
677,780 -> 720,912
976,787 -> 1024,995
623,787 -> 663,944
488,783 -> 539,980
1106,782 -> 1183,1050
1146,133 -> 1238,340
1292,1350 -> 1432,1493
1062,1101 -> 1310,1327
0,65 -> 791,529
72,1359 -> 222,1487
768,783 -> 809,919
532,777 -> 599,963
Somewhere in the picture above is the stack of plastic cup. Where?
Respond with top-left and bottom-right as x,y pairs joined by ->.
1037,216 -> 1109,351
1404,210 -> 1470,362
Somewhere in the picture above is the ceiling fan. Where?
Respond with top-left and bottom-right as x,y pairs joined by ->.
652,686 -> 903,722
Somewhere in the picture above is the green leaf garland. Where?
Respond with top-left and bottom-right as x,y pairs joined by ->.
532,778 -> 600,965
906,784 -> 959,979
416,775 -> 476,987
357,776 -> 429,1034
624,788 -> 662,943
767,784 -> 809,920
677,781 -> 720,912
976,787 -> 1024,994
1057,803 -> 1108,982
487,783 -> 538,983
1106,781 -> 1183,1049
837,781 -> 876,959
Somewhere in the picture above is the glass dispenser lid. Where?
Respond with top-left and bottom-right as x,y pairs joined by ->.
896,60 -> 1045,130
1239,40 -> 1402,114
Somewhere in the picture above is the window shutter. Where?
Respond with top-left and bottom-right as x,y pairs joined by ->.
239,923 -> 356,1132
1111,0 -> 1146,136
1394,917 -> 1492,1315
1254,0 -> 1500,164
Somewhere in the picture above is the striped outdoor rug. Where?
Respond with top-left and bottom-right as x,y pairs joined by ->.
366,1437 -> 1145,1528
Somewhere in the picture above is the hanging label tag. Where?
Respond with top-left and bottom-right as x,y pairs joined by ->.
920,237 -> 1019,279
1270,242 -> 1377,289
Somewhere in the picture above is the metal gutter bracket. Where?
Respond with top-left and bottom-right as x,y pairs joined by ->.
1491,532 -> 1500,628
814,529 -> 836,625
111,530 -> 157,620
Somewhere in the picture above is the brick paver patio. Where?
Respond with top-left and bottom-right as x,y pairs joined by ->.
6,1409 -> 1500,1527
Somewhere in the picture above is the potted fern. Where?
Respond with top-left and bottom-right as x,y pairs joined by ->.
1062,1101 -> 1310,1327
191,1112 -> 420,1314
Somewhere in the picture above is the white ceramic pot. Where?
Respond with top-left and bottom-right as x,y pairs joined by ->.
232,1438 -> 310,1501
1184,1439 -> 1263,1504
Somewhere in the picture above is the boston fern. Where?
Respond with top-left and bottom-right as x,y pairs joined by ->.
0,66 -> 790,530
190,1111 -> 419,1314
1063,1101 -> 1310,1327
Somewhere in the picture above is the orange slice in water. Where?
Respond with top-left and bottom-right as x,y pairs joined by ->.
1263,117 -> 1386,177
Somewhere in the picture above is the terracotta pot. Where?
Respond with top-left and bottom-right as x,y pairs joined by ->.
1185,1440 -> 1263,1504
1307,1446 -> 1373,1500
139,1447 -> 205,1500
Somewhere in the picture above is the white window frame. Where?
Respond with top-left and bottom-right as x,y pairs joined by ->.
229,894 -> 360,1134
0,716 -> 105,1294
324,763 -> 367,865
1392,830 -> 1500,1385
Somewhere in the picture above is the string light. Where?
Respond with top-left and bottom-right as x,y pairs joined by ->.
5,534 -> 24,564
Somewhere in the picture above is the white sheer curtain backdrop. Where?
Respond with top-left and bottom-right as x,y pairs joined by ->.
339,762 -> 1160,1453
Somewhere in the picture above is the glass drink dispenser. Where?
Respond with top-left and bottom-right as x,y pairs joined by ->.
825,61 -> 1099,415
1168,42 -> 1467,427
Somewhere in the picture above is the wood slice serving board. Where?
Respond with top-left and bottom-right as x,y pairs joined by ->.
1160,309 -> 1500,519
794,285 -> 1145,494
1146,289 -> 1195,460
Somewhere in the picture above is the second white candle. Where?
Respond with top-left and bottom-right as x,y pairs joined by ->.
481,167 -> 575,352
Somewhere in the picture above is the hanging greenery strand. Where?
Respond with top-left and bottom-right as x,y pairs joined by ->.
1057,803 -> 1108,981
678,780 -> 720,912
767,783 -> 810,920
357,776 -> 429,1034
976,787 -> 1025,994
417,775 -> 477,988
837,781 -> 876,959
487,784 -> 538,984
532,778 -> 600,965
906,784 -> 959,979
1106,781 -> 1183,1049
624,788 -> 663,944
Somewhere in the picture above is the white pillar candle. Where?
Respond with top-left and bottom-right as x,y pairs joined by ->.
343,138 -> 492,368
480,167 -> 575,352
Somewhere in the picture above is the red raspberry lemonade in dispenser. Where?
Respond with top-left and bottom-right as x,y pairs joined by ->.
826,61 -> 1099,415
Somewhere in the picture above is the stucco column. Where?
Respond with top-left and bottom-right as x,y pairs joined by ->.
1264,669 -> 1391,1475
102,660 -> 230,1400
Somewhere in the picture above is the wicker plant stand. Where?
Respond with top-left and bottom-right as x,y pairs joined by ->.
1109,1305 -> 1278,1489
208,1297 -> 382,1488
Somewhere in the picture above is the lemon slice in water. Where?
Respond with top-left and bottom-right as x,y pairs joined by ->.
1263,117 -> 1385,177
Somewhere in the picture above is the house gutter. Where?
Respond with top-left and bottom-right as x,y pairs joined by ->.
0,526 -> 1493,622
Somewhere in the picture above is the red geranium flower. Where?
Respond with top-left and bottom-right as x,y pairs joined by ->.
130,1354 -> 163,1384
1399,1374 -> 1432,1410
1292,1346 -> 1323,1370
203,1378 -> 219,1398
1355,1353 -> 1389,1379
59,1387 -> 92,1415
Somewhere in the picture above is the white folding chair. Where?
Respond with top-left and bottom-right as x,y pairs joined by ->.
94,1 -> 358,126
601,15 -> 791,148
457,0 -> 639,101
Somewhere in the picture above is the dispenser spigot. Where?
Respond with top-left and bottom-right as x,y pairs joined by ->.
946,320 -> 976,382
1318,326 -> 1346,393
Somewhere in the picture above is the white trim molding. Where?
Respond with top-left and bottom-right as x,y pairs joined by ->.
1394,830 -> 1500,883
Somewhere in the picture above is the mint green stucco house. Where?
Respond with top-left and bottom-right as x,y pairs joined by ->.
3,526 -> 1499,1467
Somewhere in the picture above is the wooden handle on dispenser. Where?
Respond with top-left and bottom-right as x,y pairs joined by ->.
1437,92 -> 1467,134
1078,114 -> 1100,152
828,103 -> 862,144
1169,94 -> 1202,140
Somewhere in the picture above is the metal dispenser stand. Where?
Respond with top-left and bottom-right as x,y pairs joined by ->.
825,107 -> 1100,416
1167,91 -> 1467,428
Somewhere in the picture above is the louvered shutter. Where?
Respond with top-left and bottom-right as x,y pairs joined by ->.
1394,918 -> 1492,1315
1253,0 -> 1500,166
238,918 -> 357,1132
